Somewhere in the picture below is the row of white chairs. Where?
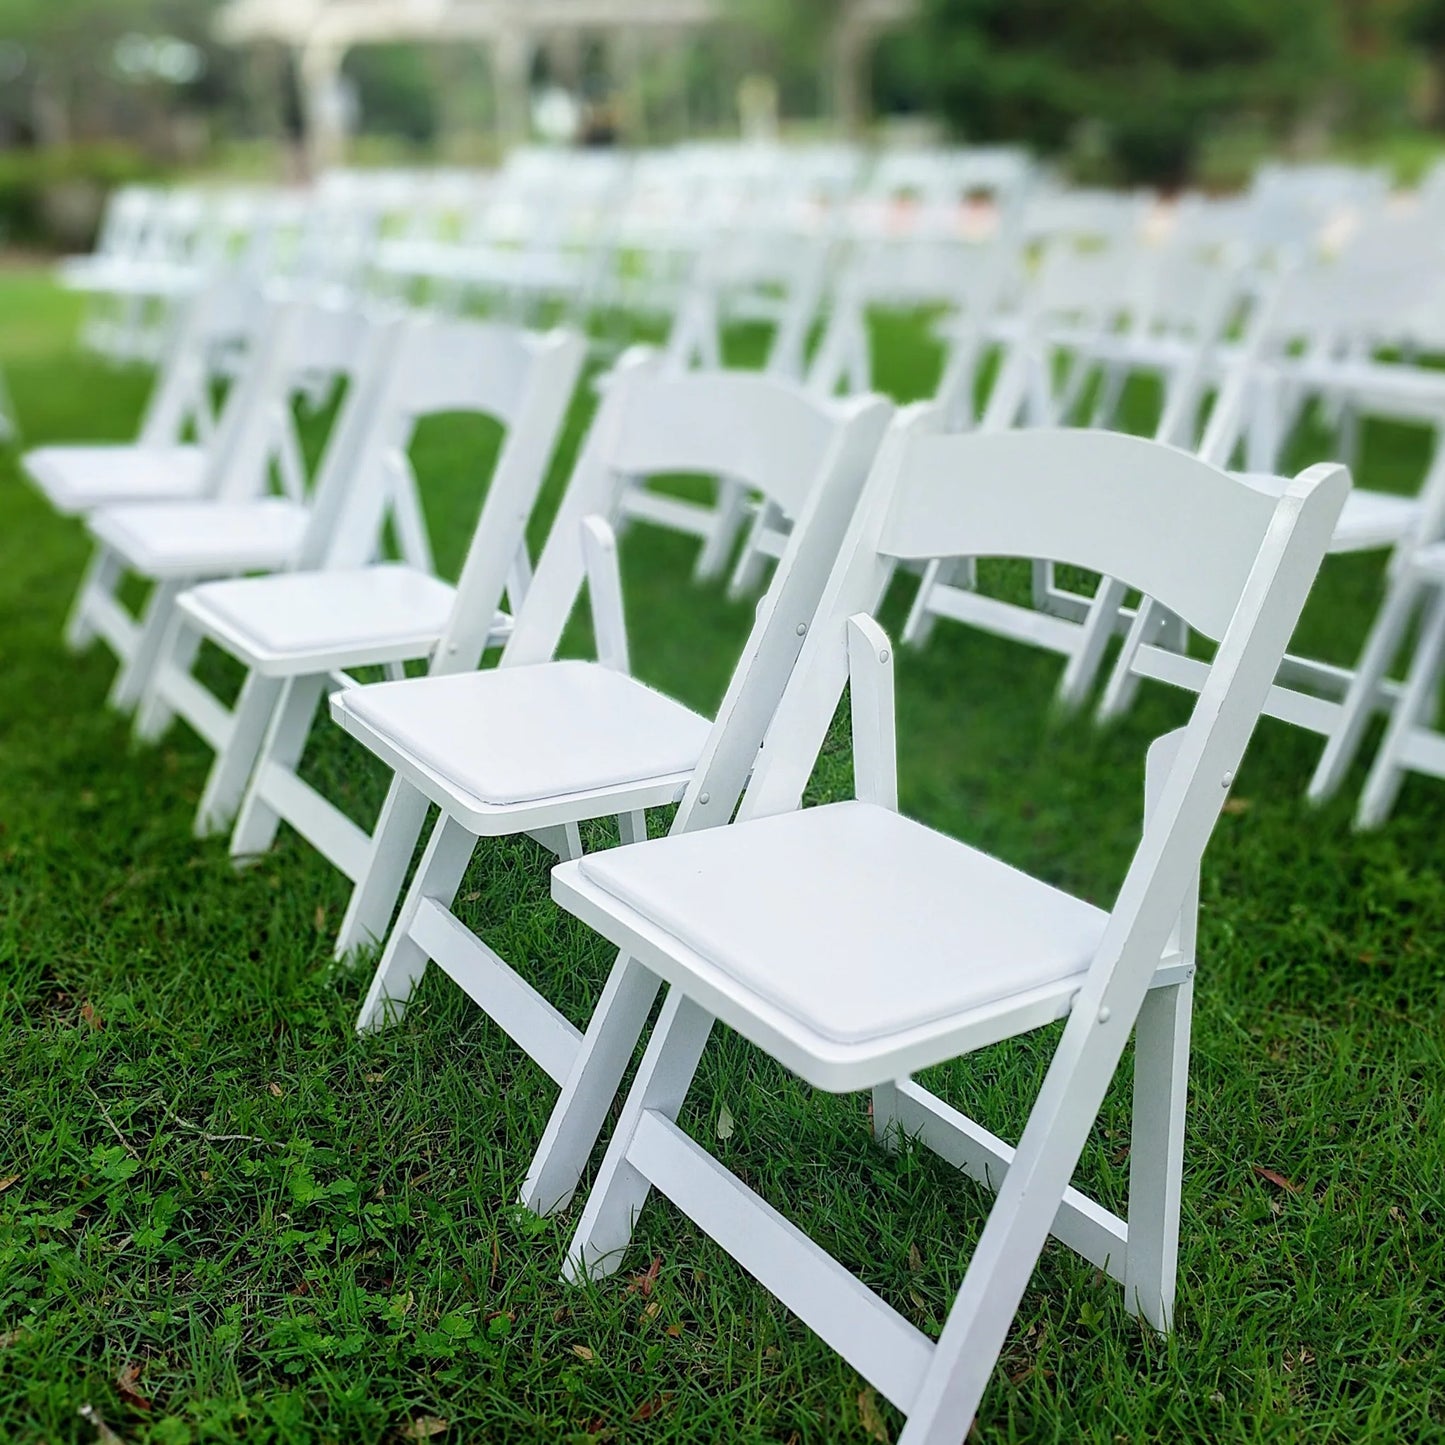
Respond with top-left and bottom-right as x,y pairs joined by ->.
63,148 -> 1390,381
53,145 -> 1445,825
50,145 -> 1445,832
24,278 -> 1345,1437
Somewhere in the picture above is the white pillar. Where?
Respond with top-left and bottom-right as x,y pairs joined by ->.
493,27 -> 533,148
831,14 -> 871,138
298,39 -> 349,175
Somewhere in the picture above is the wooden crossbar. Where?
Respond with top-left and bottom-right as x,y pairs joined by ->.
410,898 -> 583,1085
629,1109 -> 934,1413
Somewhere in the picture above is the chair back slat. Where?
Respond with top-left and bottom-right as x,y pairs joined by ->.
502,364 -> 889,671
608,372 -> 843,519
879,428 -> 1282,640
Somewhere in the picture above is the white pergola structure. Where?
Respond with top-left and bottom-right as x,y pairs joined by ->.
215,0 -> 914,168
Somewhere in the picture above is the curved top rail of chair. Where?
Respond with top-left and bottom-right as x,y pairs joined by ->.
879,428 -> 1350,640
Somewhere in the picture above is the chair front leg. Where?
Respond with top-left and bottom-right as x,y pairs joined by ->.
108,578 -> 184,712
694,477 -> 750,582
355,812 -> 477,1033
1097,596 -> 1166,723
563,987 -> 714,1281
1124,974 -> 1193,1332
194,669 -> 285,837
228,673 -> 326,856
1308,570 -> 1423,806
1357,586 -> 1445,828
335,775 -> 432,960
521,951 -> 665,1216
899,1004 -> 1140,1445
133,612 -> 203,743
1057,576 -> 1128,712
64,544 -> 123,654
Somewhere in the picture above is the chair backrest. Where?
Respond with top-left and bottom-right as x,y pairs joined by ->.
135,275 -> 267,447
304,318 -> 587,675
501,366 -> 893,672
730,415 -> 1347,998
204,298 -> 386,504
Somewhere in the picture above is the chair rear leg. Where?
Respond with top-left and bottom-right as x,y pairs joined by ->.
1123,976 -> 1193,1333
1357,587 -> 1445,828
1309,573 -> 1422,806
1057,577 -> 1128,712
1097,597 -> 1161,723
694,477 -> 750,582
871,1080 -> 903,1149
356,813 -> 477,1033
228,673 -> 326,857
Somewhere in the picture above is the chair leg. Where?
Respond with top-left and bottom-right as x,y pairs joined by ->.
617,811 -> 648,847
1097,597 -> 1159,723
1057,577 -> 1128,712
133,613 -> 203,743
1357,587 -> 1445,828
563,988 -> 714,1281
727,500 -> 782,600
228,673 -> 326,857
356,812 -> 478,1034
871,1080 -> 903,1150
898,1005 -> 1143,1444
902,559 -> 976,650
64,545 -> 123,654
694,477 -> 749,582
520,952 -> 665,1216
193,669 -> 285,837
1089,363 -> 1127,430
901,560 -> 947,649
335,776 -> 432,960
1123,976 -> 1193,1333
1308,572 -> 1422,806
108,579 -> 183,713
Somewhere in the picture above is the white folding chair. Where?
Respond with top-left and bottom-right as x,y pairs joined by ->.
139,319 -> 583,897
71,301 -> 399,713
899,248 -> 1249,710
1310,530 -> 1445,825
327,368 -> 891,1145
1099,257 -> 1445,731
622,226 -> 835,586
547,422 -> 1347,1441
60,188 -> 211,364
23,277 -> 264,520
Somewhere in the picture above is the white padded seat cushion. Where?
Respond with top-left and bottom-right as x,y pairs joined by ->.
578,801 -> 1107,1046
24,444 -> 207,514
179,565 -> 461,660
1236,474 -> 1418,553
338,661 -> 712,806
88,498 -> 309,576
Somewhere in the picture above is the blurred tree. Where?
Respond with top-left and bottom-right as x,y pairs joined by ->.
1406,0 -> 1445,122
724,0 -> 837,119
914,0 -> 1410,184
342,44 -> 439,148
0,0 -> 232,153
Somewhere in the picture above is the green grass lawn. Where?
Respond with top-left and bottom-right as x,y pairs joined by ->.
1,271 -> 1443,1445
